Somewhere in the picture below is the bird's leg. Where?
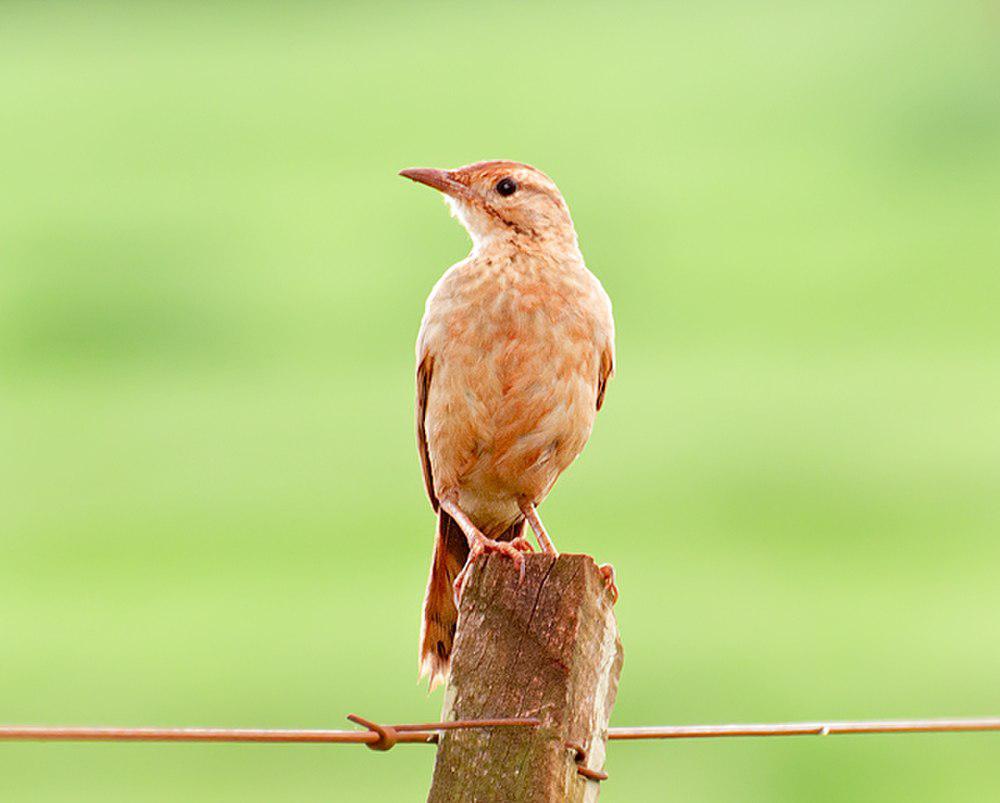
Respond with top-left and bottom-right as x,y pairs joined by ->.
522,503 -> 618,602
440,498 -> 527,602
521,503 -> 558,556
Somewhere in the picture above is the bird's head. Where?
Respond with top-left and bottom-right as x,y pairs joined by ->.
399,160 -> 577,250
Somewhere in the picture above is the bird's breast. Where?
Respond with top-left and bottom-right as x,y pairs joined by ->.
420,255 -> 608,511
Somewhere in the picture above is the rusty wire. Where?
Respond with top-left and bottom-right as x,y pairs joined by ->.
1,715 -> 997,750
2,714 -> 997,788
3,716 -> 997,746
0,716 -> 540,747
607,717 -> 1000,739
565,740 -> 610,782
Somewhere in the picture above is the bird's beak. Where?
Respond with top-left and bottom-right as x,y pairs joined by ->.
399,167 -> 476,203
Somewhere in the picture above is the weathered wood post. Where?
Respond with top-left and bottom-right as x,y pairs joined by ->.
427,553 -> 623,802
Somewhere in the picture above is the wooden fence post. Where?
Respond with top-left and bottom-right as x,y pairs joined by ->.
427,553 -> 623,802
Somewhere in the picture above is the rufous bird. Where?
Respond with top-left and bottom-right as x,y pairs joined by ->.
400,160 -> 616,689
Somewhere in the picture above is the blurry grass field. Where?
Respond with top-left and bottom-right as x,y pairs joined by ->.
2,1 -> 999,800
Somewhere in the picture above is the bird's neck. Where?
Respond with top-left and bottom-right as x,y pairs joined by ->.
470,228 -> 581,264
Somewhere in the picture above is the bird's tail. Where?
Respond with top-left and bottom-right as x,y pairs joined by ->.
419,510 -> 468,690
419,509 -> 525,690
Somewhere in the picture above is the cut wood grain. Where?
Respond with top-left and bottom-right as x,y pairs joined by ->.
427,553 -> 623,803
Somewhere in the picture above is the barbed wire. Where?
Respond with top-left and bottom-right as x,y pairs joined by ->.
2,715 -> 998,746
4,714 -> 997,785
0,716 -> 540,748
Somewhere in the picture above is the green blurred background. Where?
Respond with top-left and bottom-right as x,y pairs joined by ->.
2,1 -> 998,800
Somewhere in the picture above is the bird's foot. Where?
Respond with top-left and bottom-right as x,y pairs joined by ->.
598,563 -> 619,604
508,536 -> 535,554
453,534 -> 529,603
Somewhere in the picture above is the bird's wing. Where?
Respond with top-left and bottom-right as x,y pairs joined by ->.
416,352 -> 439,511
596,340 -> 614,411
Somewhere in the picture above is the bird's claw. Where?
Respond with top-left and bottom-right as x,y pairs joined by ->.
453,535 -> 529,604
509,537 -> 535,553
481,536 -> 527,583
452,563 -> 472,605
598,563 -> 619,604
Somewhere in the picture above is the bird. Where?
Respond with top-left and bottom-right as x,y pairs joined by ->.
400,160 -> 616,689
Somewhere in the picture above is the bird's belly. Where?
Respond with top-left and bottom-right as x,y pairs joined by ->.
425,318 -> 600,533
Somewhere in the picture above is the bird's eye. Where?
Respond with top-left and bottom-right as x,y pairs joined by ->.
495,178 -> 517,196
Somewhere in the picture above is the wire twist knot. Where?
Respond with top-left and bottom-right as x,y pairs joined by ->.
347,714 -> 398,751
566,740 -> 609,782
